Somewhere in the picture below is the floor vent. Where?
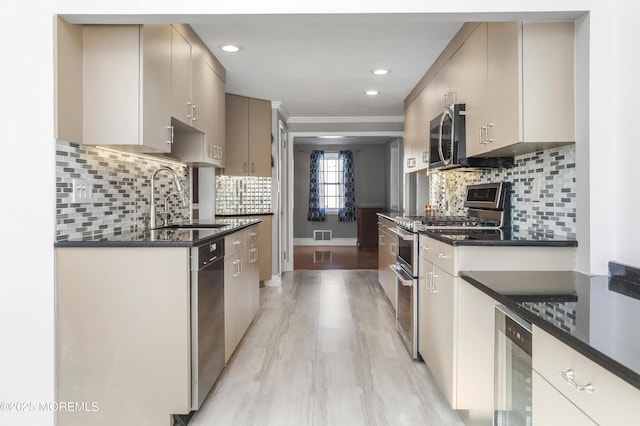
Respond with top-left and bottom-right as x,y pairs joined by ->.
313,230 -> 333,241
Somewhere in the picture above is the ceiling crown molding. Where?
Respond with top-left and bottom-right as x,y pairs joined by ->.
271,101 -> 290,122
287,116 -> 404,124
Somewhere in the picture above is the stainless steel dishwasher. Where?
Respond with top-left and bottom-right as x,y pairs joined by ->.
191,238 -> 225,410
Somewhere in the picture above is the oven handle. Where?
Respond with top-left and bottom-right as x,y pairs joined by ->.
390,264 -> 414,287
388,226 -> 417,240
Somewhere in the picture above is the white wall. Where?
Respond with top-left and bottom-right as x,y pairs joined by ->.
1,1 -> 633,424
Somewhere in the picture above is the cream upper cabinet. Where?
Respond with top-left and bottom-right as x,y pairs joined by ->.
225,94 -> 272,177
466,22 -> 575,158
171,27 -> 193,128
170,27 -> 206,133
403,97 -> 420,173
82,24 -> 173,153
170,26 -> 226,167
453,23 -> 488,156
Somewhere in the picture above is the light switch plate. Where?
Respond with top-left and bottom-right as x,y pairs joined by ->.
72,179 -> 94,204
531,177 -> 540,202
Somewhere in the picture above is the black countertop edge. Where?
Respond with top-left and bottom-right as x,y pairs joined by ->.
460,272 -> 640,391
423,231 -> 578,247
54,220 -> 260,248
215,212 -> 274,217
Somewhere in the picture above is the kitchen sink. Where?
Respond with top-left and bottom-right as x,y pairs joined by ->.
156,223 -> 228,230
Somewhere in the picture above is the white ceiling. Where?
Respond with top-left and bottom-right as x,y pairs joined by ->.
191,15 -> 464,119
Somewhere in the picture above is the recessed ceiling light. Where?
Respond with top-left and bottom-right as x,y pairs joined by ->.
372,69 -> 390,75
365,90 -> 380,96
219,44 -> 242,53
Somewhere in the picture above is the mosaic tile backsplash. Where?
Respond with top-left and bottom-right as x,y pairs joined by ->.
215,175 -> 272,215
428,145 -> 576,238
56,140 -> 191,241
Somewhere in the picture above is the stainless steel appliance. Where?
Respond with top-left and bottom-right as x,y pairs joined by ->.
191,238 -> 225,409
494,305 -> 532,426
429,103 -> 513,170
390,182 -> 512,360
389,226 -> 419,359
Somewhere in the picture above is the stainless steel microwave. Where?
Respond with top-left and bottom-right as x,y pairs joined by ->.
429,103 -> 514,170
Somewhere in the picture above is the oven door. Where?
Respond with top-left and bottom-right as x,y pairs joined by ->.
390,264 -> 418,359
389,227 -> 418,277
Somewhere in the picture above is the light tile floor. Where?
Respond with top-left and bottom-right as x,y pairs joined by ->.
187,270 -> 464,426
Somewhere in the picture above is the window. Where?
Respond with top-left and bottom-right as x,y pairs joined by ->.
318,152 -> 344,212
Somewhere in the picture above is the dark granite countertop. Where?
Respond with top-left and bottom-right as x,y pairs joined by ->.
460,269 -> 640,390
215,212 -> 274,217
422,228 -> 578,247
54,218 -> 261,248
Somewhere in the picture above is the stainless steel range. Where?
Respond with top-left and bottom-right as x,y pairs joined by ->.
390,182 -> 511,359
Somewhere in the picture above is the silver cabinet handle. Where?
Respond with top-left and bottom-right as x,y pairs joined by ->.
481,125 -> 488,144
437,252 -> 447,259
187,101 -> 193,119
431,271 -> 438,293
426,271 -> 434,292
243,162 -> 248,173
233,239 -> 242,245
487,123 -> 494,143
559,370 -> 594,394
250,231 -> 258,237
421,245 -> 430,251
167,125 -> 174,144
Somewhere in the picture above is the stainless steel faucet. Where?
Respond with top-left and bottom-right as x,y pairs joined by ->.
150,166 -> 183,230
160,192 -> 187,227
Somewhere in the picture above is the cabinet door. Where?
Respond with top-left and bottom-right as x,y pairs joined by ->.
140,25 -> 172,153
378,225 -> 387,291
430,265 -> 456,407
248,98 -> 272,176
456,278 -> 497,412
190,51 -> 209,133
403,99 -> 419,173
214,72 -> 226,167
456,23 -> 488,158
225,94 -> 249,176
417,254 -> 431,361
532,372 -> 597,426
487,22 -> 522,152
171,27 -> 192,126
224,253 -> 239,363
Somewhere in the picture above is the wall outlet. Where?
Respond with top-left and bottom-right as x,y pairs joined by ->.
72,179 -> 94,203
531,177 -> 540,202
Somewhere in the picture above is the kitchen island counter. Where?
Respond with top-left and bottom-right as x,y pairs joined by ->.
460,268 -> 640,390
54,218 -> 260,248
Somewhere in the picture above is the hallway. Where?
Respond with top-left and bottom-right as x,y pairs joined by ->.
188,270 -> 463,425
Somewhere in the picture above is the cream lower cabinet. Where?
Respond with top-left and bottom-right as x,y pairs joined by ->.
418,234 -> 575,415
55,247 -> 191,426
532,326 -> 640,425
377,217 -> 397,310
228,216 -> 272,282
532,371 -> 596,426
418,254 -> 456,407
224,225 -> 260,363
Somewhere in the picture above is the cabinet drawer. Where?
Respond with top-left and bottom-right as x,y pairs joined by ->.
225,231 -> 245,255
532,326 -> 640,425
245,225 -> 259,244
420,236 -> 455,275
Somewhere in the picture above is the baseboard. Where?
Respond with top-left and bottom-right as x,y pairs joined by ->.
294,238 -> 357,246
264,274 -> 282,287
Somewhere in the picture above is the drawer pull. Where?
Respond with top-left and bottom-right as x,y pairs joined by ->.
559,370 -> 594,394
437,252 -> 448,259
